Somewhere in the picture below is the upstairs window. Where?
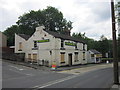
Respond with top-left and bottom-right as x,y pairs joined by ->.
83,44 -> 85,50
61,39 -> 64,48
60,39 -> 65,50
75,43 -> 78,50
91,54 -> 94,57
34,41 -> 37,47
18,42 -> 22,51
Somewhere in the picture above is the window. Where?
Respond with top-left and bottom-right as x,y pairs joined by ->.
19,42 -> 22,51
33,54 -> 37,61
91,54 -> 94,57
28,54 -> 31,59
83,43 -> 85,50
75,43 -> 78,50
74,52 -> 78,62
60,39 -> 65,50
34,41 -> 37,47
83,52 -> 85,60
61,39 -> 64,48
60,52 -> 65,63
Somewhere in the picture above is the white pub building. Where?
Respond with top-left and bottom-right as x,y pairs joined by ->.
15,26 -> 87,67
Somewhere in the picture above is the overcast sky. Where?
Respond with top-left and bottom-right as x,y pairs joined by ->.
0,0 -> 119,40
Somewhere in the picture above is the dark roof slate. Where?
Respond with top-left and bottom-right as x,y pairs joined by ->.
18,34 -> 30,40
90,49 -> 101,54
46,30 -> 85,43
17,30 -> 85,43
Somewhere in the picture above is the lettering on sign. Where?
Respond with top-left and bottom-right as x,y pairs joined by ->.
36,39 -> 50,43
65,42 -> 76,46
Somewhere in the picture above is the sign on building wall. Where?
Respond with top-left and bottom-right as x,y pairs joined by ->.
65,42 -> 76,46
36,39 -> 50,43
96,54 -> 102,58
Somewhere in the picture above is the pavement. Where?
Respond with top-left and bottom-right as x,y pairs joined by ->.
111,78 -> 120,90
2,59 -> 51,71
2,59 -> 113,71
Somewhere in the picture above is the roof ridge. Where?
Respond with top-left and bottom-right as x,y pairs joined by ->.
17,34 -> 31,40
45,30 -> 85,43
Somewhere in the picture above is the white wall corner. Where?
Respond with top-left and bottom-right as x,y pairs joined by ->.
36,26 -> 45,32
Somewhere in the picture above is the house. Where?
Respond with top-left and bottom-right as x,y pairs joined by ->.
15,26 -> 88,67
87,49 -> 102,63
0,31 -> 7,47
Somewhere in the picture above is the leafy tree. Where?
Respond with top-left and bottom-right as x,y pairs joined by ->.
4,6 -> 72,46
72,32 -> 96,50
17,6 -> 72,35
98,35 -> 109,57
115,2 -> 120,23
3,25 -> 20,46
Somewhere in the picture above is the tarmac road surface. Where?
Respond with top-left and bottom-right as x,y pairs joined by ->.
2,60 -> 120,89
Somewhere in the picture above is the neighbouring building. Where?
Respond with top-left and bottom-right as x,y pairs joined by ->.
0,31 -> 7,47
15,26 -> 88,67
87,49 -> 102,63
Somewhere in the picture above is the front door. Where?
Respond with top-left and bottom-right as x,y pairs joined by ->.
68,54 -> 72,66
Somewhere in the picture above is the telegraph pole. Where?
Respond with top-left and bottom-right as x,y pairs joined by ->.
111,0 -> 119,84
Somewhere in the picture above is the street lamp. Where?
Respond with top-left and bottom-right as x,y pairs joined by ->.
111,0 -> 119,84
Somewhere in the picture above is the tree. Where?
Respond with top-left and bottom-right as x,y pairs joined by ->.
115,2 -> 120,23
96,35 -> 112,57
3,25 -> 20,46
72,32 -> 96,50
17,6 -> 72,35
4,6 -> 73,46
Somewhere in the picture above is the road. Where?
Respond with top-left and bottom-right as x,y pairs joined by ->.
2,60 -> 120,89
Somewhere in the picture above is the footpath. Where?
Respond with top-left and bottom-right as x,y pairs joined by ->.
111,82 -> 120,90
2,59 -> 113,71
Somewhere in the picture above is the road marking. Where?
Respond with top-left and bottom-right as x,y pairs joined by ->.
19,69 -> 24,70
9,69 -> 34,76
33,75 -> 79,89
9,65 -> 25,71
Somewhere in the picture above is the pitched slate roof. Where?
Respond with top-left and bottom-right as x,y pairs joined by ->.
18,34 -> 30,40
90,49 -> 101,54
17,30 -> 85,43
46,30 -> 85,43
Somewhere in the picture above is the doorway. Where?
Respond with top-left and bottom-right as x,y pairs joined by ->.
68,54 -> 72,66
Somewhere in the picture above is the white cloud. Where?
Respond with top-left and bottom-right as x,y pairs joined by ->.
0,0 -> 114,40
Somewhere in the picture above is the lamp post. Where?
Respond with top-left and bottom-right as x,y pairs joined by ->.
111,0 -> 119,84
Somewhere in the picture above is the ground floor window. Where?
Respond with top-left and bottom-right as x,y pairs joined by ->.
74,52 -> 78,62
33,54 -> 37,60
83,52 -> 85,60
28,54 -> 31,59
60,52 -> 65,63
